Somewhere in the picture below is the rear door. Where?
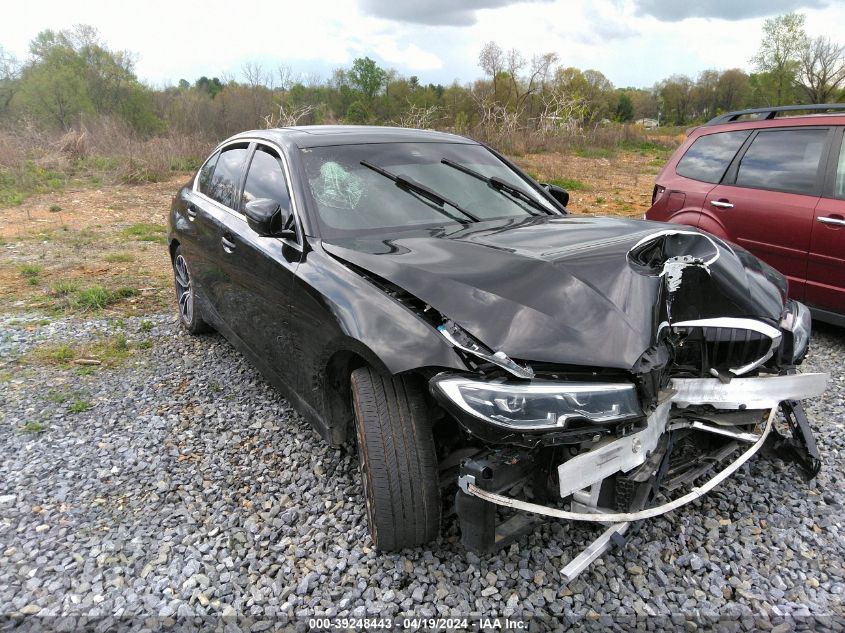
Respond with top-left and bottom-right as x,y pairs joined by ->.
807,127 -> 845,316
192,142 -> 251,321
650,129 -> 751,225
700,127 -> 831,301
179,150 -> 219,295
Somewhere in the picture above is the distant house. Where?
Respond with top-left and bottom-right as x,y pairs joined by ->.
636,118 -> 659,129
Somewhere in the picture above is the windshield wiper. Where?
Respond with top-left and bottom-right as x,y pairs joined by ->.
440,158 -> 552,215
360,160 -> 480,223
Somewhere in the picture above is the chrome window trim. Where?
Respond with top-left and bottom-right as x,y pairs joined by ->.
192,137 -> 304,250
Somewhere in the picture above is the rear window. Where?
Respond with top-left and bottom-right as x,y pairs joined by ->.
207,144 -> 249,209
676,130 -> 750,183
197,151 -> 219,197
735,129 -> 827,195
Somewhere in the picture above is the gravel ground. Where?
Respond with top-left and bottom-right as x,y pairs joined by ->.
1,312 -> 844,629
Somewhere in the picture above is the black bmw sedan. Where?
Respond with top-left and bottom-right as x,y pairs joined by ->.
168,126 -> 825,575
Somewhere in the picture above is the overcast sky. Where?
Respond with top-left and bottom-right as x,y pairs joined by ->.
2,0 -> 844,89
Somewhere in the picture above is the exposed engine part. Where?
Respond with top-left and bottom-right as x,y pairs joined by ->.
667,419 -> 760,443
454,448 -> 540,552
671,317 -> 782,376
765,399 -> 822,478
459,406 -> 776,524
561,522 -> 631,582
455,388 -> 825,581
557,402 -> 671,498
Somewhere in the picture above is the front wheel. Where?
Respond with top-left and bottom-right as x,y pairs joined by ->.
172,246 -> 211,334
350,366 -> 441,550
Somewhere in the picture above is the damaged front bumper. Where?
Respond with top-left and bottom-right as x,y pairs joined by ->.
445,371 -> 827,580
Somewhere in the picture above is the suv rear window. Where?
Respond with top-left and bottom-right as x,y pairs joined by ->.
735,129 -> 827,195
676,130 -> 750,183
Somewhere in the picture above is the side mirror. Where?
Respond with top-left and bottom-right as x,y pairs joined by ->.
542,183 -> 570,208
244,198 -> 294,237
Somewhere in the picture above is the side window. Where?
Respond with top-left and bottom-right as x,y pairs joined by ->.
207,145 -> 249,208
835,135 -> 845,199
197,151 -> 219,197
676,130 -> 751,183
241,146 -> 292,213
735,129 -> 828,195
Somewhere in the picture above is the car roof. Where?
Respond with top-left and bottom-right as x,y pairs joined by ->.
229,125 -> 477,149
704,103 -> 845,126
691,112 -> 845,137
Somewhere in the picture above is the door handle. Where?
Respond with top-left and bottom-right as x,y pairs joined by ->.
221,236 -> 236,252
817,216 -> 845,227
710,200 -> 734,209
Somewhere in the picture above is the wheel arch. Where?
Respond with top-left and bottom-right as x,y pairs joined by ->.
318,338 -> 392,445
168,238 -> 181,263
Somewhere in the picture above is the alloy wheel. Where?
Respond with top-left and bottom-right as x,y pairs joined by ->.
174,254 -> 194,325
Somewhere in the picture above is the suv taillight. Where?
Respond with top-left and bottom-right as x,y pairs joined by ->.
651,185 -> 666,206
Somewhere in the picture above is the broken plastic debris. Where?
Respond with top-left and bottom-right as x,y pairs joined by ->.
437,322 -> 534,379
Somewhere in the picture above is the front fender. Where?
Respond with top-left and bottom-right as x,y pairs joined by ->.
296,248 -> 466,376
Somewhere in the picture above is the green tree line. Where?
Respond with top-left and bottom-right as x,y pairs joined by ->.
0,14 -> 843,139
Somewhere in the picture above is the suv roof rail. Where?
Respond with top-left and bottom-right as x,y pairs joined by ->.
705,103 -> 845,126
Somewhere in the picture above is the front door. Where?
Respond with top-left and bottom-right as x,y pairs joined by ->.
217,143 -> 302,388
191,142 -> 251,322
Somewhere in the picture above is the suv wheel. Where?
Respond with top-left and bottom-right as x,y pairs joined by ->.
350,366 -> 441,550
173,246 -> 211,334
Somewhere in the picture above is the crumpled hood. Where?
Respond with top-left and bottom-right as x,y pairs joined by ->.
322,215 -> 786,370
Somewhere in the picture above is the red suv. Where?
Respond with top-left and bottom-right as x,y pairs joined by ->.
647,104 -> 845,326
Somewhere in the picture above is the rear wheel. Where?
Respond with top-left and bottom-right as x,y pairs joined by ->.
350,366 -> 441,550
172,246 -> 211,334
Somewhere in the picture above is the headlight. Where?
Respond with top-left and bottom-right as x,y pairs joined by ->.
431,376 -> 643,431
781,300 -> 812,363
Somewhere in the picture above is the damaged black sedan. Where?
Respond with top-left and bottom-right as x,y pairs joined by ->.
168,126 -> 828,576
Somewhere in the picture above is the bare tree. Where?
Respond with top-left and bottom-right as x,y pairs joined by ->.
302,72 -> 323,88
517,52 -> 558,114
478,41 -> 504,97
539,88 -> 586,134
242,62 -> 269,88
276,64 -> 294,91
0,45 -> 20,112
263,103 -> 314,128
799,36 -> 845,103
504,48 -> 526,108
394,104 -> 441,129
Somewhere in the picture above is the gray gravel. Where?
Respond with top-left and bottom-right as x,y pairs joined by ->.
1,312 -> 844,628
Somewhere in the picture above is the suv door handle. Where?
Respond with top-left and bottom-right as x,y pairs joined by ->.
710,200 -> 734,209
817,216 -> 845,227
221,236 -> 236,252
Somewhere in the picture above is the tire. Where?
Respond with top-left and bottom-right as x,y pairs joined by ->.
350,366 -> 441,550
172,246 -> 212,334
